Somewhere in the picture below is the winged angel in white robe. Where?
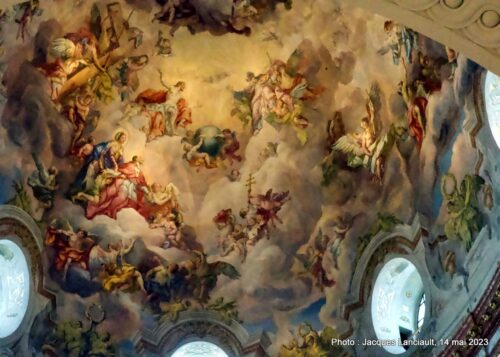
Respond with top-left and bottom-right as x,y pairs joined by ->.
332,86 -> 396,184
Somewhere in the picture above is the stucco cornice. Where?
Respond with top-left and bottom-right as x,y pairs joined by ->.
339,0 -> 500,75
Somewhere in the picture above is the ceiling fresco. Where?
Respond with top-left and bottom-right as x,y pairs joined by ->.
0,0 -> 496,356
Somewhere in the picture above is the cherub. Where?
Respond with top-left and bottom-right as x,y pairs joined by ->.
181,133 -> 216,170
219,223 -> 248,263
159,299 -> 191,322
150,212 -> 185,250
227,169 -> 241,182
144,182 -> 179,206
155,30 -> 172,57
206,297 -> 241,324
153,0 -> 181,25
152,0 -> 200,37
232,0 -> 258,19
230,0 -> 257,34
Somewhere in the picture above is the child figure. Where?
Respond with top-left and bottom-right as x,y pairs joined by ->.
150,212 -> 185,250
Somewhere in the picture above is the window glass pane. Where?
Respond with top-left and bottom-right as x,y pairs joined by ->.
171,341 -> 229,357
0,240 -> 30,338
485,71 -> 500,148
417,295 -> 425,329
371,258 -> 425,354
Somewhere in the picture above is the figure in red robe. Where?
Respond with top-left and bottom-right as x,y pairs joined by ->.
44,226 -> 96,280
136,89 -> 169,141
220,129 -> 242,164
86,156 -> 148,220
174,98 -> 192,128
407,96 -> 428,151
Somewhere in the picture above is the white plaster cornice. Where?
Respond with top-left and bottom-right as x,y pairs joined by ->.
338,0 -> 500,75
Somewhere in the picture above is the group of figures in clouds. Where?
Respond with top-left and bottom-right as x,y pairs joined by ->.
0,0 -> 492,356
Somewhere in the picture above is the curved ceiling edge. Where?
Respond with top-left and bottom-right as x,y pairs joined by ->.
338,0 -> 500,75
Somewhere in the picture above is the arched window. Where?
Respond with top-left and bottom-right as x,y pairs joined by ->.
0,240 -> 30,339
371,257 -> 426,354
485,71 -> 500,148
171,341 -> 229,357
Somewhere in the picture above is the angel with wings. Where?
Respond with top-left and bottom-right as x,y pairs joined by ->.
99,250 -> 146,294
294,230 -> 335,291
332,86 -> 393,184
398,75 -> 429,151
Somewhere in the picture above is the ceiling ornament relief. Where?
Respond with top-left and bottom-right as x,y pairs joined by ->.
341,0 -> 500,74
133,310 -> 270,356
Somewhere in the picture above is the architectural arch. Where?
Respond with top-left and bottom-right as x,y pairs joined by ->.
337,209 -> 499,356
0,205 -> 55,355
339,218 -> 433,343
132,311 -> 271,357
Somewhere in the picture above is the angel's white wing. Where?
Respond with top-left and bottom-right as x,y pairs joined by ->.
165,182 -> 180,201
332,134 -> 364,156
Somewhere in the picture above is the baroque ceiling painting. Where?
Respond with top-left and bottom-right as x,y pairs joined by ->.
0,0 -> 499,356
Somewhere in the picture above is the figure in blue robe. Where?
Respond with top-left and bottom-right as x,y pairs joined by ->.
68,141 -> 124,197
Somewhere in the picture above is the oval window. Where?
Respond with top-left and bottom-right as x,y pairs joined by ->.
485,71 -> 500,148
0,240 -> 31,339
371,257 -> 425,354
171,341 -> 229,357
